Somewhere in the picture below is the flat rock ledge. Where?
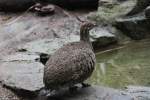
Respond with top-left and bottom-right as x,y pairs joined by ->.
0,53 -> 44,92
115,16 -> 150,40
37,85 -> 150,100
0,84 -> 150,100
35,85 -> 150,100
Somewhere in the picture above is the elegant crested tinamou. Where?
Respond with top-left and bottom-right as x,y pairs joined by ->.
44,22 -> 96,95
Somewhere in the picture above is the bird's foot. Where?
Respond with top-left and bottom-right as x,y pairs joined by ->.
39,88 -> 50,96
47,90 -> 57,97
82,83 -> 91,88
37,88 -> 50,100
38,88 -> 57,97
69,86 -> 78,93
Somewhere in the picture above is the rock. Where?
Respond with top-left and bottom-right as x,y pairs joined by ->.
0,53 -> 39,62
18,30 -> 117,55
37,85 -> 133,100
0,85 -> 20,100
126,0 -> 150,16
89,0 -> 136,24
145,6 -> 150,18
92,0 -> 150,40
91,26 -> 118,48
0,53 -> 44,92
0,0 -> 35,11
0,9 -> 118,57
124,86 -> 150,100
115,16 -> 150,40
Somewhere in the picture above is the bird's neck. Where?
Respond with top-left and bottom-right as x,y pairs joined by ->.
80,27 -> 93,51
80,27 -> 90,42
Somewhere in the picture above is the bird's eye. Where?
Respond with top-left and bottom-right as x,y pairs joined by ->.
90,25 -> 93,29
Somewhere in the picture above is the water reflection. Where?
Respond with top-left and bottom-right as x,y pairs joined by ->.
88,39 -> 150,89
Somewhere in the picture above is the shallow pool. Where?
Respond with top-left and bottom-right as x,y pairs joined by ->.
88,39 -> 150,89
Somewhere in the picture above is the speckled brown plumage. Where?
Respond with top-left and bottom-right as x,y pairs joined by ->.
44,22 -> 96,90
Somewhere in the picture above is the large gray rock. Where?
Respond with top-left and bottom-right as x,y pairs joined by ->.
89,0 -> 136,24
91,26 -> 117,48
0,12 -> 117,57
115,16 -> 150,40
17,28 -> 117,55
0,53 -> 44,92
126,0 -> 150,16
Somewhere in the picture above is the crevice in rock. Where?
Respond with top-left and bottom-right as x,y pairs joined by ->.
39,53 -> 50,65
2,84 -> 38,99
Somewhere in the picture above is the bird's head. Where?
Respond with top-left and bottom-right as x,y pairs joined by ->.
80,22 -> 97,42
81,22 -> 97,32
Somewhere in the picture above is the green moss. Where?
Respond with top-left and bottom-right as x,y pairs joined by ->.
88,0 -> 136,25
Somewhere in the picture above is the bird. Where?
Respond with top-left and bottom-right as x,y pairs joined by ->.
43,22 -> 96,96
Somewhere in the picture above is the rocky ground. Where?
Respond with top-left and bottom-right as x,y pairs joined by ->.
0,0 -> 150,100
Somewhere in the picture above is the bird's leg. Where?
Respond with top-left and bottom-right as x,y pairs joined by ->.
38,87 -> 57,97
81,83 -> 91,88
38,88 -> 50,96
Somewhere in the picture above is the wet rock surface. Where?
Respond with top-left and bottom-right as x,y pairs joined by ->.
90,0 -> 150,40
90,0 -> 136,24
115,16 -> 150,40
33,85 -> 150,100
43,86 -> 133,100
113,0 -> 150,40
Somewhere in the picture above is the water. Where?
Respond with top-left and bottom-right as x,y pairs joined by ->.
88,39 -> 150,89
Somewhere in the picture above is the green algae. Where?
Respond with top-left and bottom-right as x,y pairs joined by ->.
88,39 -> 150,89
88,0 -> 136,24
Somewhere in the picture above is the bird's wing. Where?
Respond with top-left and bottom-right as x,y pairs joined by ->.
44,48 -> 95,87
